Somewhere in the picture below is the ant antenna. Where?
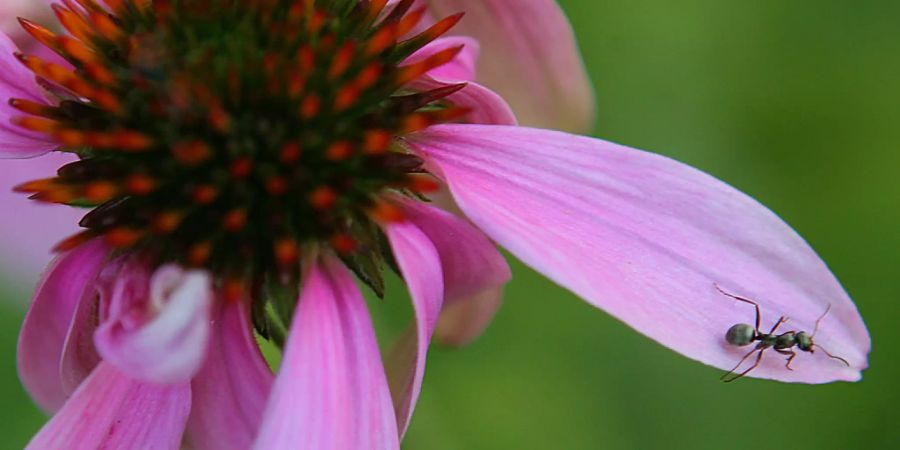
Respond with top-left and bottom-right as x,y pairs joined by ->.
811,304 -> 832,339
813,344 -> 850,367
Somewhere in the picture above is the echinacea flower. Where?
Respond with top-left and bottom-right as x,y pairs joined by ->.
1,1 -> 870,450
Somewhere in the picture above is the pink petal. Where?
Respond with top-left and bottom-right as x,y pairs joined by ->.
0,154 -> 83,290
434,286 -> 505,347
382,220 -> 443,437
26,362 -> 191,450
58,282 -> 102,396
187,299 -> 274,450
0,32 -> 58,158
94,264 -> 214,384
253,257 -> 399,450
423,0 -> 595,133
406,36 -> 480,81
409,124 -> 870,384
17,239 -> 109,413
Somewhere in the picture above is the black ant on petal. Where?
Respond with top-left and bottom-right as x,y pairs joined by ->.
715,284 -> 849,383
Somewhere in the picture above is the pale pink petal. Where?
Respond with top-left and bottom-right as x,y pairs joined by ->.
409,124 -> 870,383
26,362 -> 191,450
0,32 -> 57,157
95,264 -> 214,384
17,239 -> 109,413
253,257 -> 399,450
434,286 -> 505,347
187,299 -> 274,450
382,220 -> 443,436
0,154 -> 82,290
423,0 -> 595,133
58,282 -> 102,396
406,36 -> 480,81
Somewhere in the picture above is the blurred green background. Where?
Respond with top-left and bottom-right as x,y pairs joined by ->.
2,0 -> 899,449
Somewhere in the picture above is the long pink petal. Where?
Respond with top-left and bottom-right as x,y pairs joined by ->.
94,265 -> 214,384
253,257 -> 399,450
423,0 -> 595,133
187,299 -> 274,450
0,33 -> 57,158
409,124 -> 870,383
17,239 -> 109,413
382,220 -> 444,437
26,362 -> 191,450
0,154 -> 82,291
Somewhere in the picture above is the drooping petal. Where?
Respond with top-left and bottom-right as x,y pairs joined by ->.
26,362 -> 191,450
253,257 -> 399,450
0,154 -> 82,291
17,239 -> 109,413
434,286 -> 505,347
382,220 -> 444,437
94,264 -> 214,384
422,0 -> 595,133
0,33 -> 58,158
187,299 -> 274,450
409,124 -> 870,383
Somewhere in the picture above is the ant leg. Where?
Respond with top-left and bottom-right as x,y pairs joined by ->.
814,344 -> 850,367
776,349 -> 797,371
722,347 -> 766,383
768,316 -> 788,334
812,304 -> 832,339
715,283 -> 762,333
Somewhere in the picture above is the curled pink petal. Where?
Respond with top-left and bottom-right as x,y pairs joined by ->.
423,0 -> 595,133
187,299 -> 274,450
26,362 -> 191,450
253,257 -> 399,450
95,264 -> 214,384
409,124 -> 870,383
0,33 -> 58,158
382,220 -> 444,437
17,239 -> 109,413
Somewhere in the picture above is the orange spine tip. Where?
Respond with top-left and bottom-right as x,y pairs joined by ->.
330,233 -> 358,254
172,141 -> 212,165
8,99 -> 56,117
229,157 -> 253,178
275,239 -> 299,266
105,227 -> 144,248
53,5 -> 94,42
152,211 -> 183,234
363,129 -> 392,154
280,142 -> 302,163
58,36 -> 98,63
222,209 -> 248,232
266,177 -> 288,196
193,185 -> 219,204
84,180 -> 120,202
395,7 -> 427,37
188,242 -> 213,266
84,62 -> 117,85
371,200 -> 405,223
14,178 -> 58,193
91,11 -> 124,41
300,95 -> 321,118
334,85 -> 360,111
223,279 -> 245,303
365,25 -> 397,56
395,45 -> 463,85
415,12 -> 464,43
326,141 -> 354,161
14,116 -> 60,133
54,230 -> 98,252
309,186 -> 338,210
408,175 -> 441,193
126,174 -> 157,195
114,130 -> 155,151
17,19 -> 59,50
328,42 -> 357,79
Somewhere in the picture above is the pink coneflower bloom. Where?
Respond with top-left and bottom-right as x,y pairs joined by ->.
1,1 -> 870,449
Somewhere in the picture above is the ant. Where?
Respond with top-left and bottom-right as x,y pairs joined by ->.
715,284 -> 849,383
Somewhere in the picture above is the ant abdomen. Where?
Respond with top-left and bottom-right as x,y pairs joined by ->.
725,323 -> 755,346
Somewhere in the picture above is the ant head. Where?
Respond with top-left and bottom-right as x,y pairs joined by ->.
796,331 -> 813,352
725,323 -> 755,347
